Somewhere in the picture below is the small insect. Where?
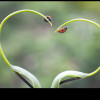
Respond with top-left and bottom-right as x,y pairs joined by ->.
44,16 -> 52,22
58,26 -> 67,33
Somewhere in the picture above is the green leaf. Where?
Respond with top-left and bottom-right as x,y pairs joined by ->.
11,65 -> 41,88
51,66 -> 100,88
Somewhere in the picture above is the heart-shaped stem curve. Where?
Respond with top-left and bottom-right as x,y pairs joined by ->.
0,9 -> 52,88
54,18 -> 100,87
0,9 -> 52,67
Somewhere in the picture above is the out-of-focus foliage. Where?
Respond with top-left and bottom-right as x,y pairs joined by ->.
0,1 -> 100,88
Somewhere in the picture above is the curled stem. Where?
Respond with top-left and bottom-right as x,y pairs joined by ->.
0,44 -> 11,67
55,18 -> 100,32
53,18 -> 100,88
88,66 -> 100,77
0,9 -> 52,67
0,9 -> 52,88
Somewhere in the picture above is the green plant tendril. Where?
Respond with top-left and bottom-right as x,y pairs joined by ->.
51,18 -> 100,88
55,18 -> 100,32
0,9 -> 52,67
88,66 -> 100,77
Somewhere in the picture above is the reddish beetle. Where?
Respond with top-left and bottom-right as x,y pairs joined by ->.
58,26 -> 67,33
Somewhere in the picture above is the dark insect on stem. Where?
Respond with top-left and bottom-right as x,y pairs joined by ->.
14,71 -> 34,88
44,15 -> 52,22
60,77 -> 81,85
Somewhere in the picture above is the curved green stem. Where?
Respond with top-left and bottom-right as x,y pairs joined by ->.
55,18 -> 100,32
53,18 -> 100,87
0,44 -> 11,67
0,9 -> 52,67
88,66 -> 100,77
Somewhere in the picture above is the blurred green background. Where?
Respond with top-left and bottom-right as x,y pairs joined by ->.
0,1 -> 100,88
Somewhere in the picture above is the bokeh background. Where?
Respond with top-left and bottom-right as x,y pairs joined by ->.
0,1 -> 100,88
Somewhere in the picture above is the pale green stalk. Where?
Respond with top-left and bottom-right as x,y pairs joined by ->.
0,9 -> 52,67
55,18 -> 100,32
11,65 -> 41,88
51,66 -> 100,88
0,44 -> 11,67
88,66 -> 100,76
0,9 -> 52,88
52,18 -> 100,88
